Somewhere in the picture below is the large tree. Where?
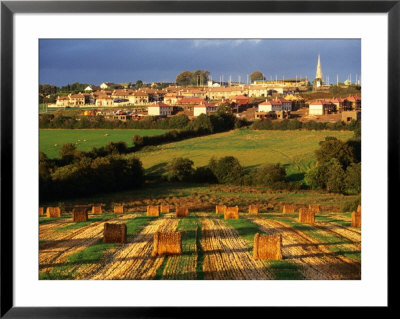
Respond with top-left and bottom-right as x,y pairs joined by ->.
176,71 -> 194,86
250,71 -> 265,83
176,70 -> 210,86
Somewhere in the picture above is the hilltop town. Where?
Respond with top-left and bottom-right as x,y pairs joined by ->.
39,57 -> 361,125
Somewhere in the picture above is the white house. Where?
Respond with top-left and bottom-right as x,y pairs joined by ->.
100,82 -> 114,90
309,100 -> 333,115
258,100 -> 282,112
193,102 -> 217,117
147,102 -> 172,116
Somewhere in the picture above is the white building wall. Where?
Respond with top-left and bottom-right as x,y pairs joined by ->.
194,107 -> 207,117
309,105 -> 324,115
148,106 -> 160,116
258,104 -> 272,112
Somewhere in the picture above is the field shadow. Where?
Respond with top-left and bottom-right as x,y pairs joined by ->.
145,162 -> 167,179
286,172 -> 305,182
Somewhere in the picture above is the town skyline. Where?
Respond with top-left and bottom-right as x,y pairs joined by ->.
39,39 -> 361,86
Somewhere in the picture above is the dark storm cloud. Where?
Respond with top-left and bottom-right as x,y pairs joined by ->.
39,39 -> 361,86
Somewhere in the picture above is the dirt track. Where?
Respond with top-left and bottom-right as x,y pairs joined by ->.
247,216 -> 361,280
200,215 -> 273,280
88,213 -> 178,280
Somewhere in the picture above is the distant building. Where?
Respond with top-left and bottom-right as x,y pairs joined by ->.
342,110 -> 361,122
258,98 -> 291,112
163,93 -> 182,105
258,100 -> 281,112
129,92 -> 149,105
313,55 -> 324,89
95,94 -> 114,107
55,96 -> 70,107
147,102 -> 172,116
232,95 -> 250,105
309,100 -> 334,115
69,93 -> 85,107
193,102 -> 217,117
331,97 -> 345,111
100,82 -> 115,90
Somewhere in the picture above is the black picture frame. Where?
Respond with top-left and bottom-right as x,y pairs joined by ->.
1,1 -> 396,317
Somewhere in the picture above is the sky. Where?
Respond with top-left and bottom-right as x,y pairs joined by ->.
39,39 -> 361,86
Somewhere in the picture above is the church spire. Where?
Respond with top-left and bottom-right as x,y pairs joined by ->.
315,54 -> 323,80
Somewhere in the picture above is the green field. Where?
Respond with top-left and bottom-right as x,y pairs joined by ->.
39,129 -> 169,158
130,129 -> 353,178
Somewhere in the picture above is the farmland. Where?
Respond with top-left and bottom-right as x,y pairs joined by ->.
39,206 -> 361,280
38,128 -> 360,280
39,129 -> 169,158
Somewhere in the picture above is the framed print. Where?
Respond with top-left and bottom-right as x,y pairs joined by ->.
1,0 -> 396,317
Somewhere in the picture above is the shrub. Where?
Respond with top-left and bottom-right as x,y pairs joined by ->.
209,156 -> 243,184
345,162 -> 361,194
190,114 -> 213,132
325,158 -> 347,193
315,137 -> 356,169
41,155 -> 144,200
341,195 -> 361,212
168,114 -> 189,129
166,157 -> 195,182
304,164 -> 328,190
253,163 -> 286,186
104,141 -> 129,155
192,166 -> 217,183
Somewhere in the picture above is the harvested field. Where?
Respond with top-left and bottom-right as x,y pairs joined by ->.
39,213 -> 138,276
200,214 -> 273,279
157,216 -> 200,280
39,209 -> 361,280
88,214 -> 179,280
313,217 -> 361,244
246,215 -> 361,279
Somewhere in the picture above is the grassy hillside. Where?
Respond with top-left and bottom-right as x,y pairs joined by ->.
130,129 -> 353,179
39,129 -> 169,158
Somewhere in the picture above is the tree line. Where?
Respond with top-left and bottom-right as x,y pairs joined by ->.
251,118 -> 360,132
